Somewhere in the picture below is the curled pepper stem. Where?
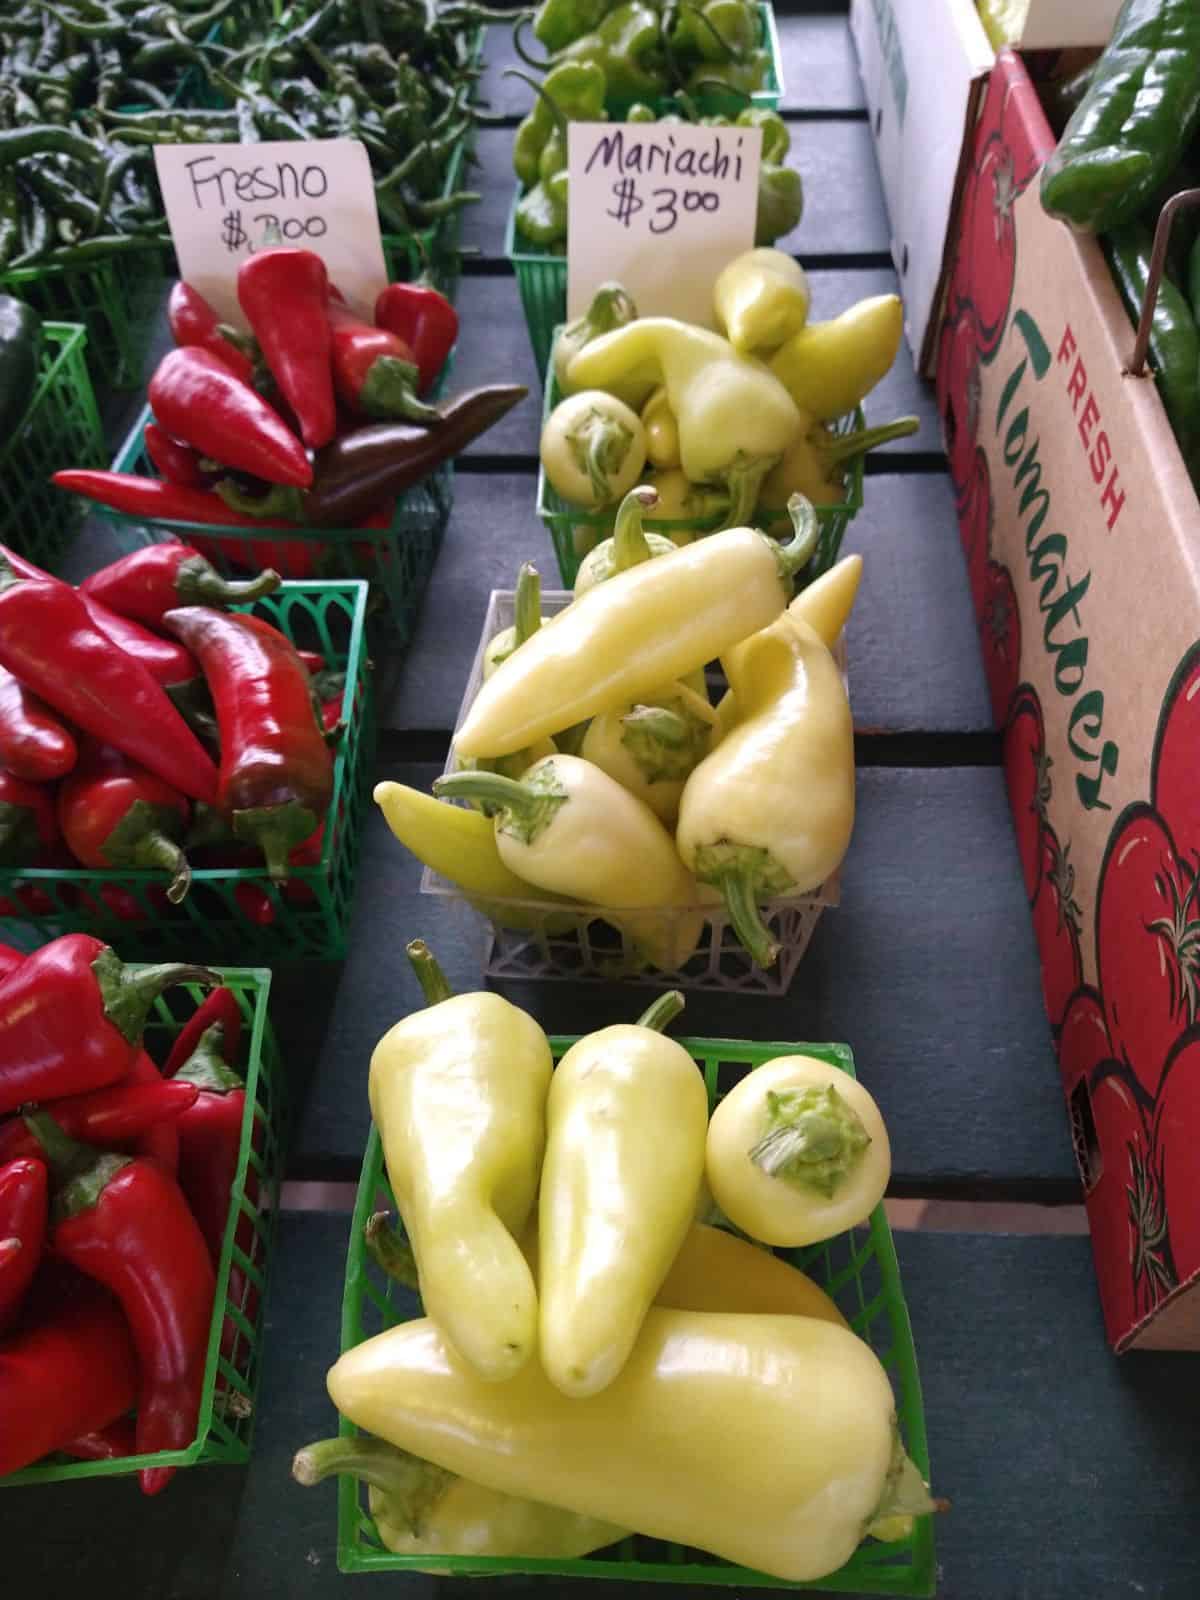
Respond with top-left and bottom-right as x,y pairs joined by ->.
292,1435 -> 456,1531
611,485 -> 661,573
770,493 -> 820,585
502,64 -> 563,131
137,831 -> 193,906
513,562 -> 542,647
433,769 -> 536,820
817,415 -> 920,469
91,950 -> 220,1046
406,940 -> 453,1006
509,14 -> 553,72
635,990 -> 685,1033
181,563 -> 283,607
717,864 -> 779,969
364,1211 -> 421,1291
721,454 -> 777,532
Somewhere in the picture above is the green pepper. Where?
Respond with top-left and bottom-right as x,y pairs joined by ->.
756,161 -> 803,245
687,47 -> 768,99
533,0 -> 615,52
510,60 -> 607,187
1040,0 -> 1200,233
625,100 -> 657,122
515,168 -> 570,247
558,1 -> 666,109
669,0 -> 757,66
0,296 -> 43,437
738,105 -> 789,165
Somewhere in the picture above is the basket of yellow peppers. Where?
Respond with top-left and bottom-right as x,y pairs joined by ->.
294,947 -> 941,1587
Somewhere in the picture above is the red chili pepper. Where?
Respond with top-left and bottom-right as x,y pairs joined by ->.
375,279 -> 459,395
190,532 -> 321,580
61,1418 -> 137,1462
167,281 -> 256,387
149,348 -> 313,489
327,299 -> 440,423
0,768 -> 59,867
0,558 -> 219,804
0,934 -> 217,1117
164,985 -> 243,1078
0,667 -> 77,782
0,1156 -> 46,1332
0,940 -> 25,981
124,1049 -> 184,1175
238,247 -> 336,450
30,1115 -> 216,1495
0,1076 -> 198,1166
58,740 -> 193,904
233,881 -> 276,925
297,649 -> 325,674
161,608 -> 334,880
144,424 -> 206,490
53,470 -> 301,531
82,543 -> 282,630
0,1263 -> 140,1475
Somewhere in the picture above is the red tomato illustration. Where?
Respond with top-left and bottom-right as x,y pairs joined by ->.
1032,825 -> 1083,1029
1088,1066 -> 1161,1347
995,70 -> 1055,189
1153,1032 -> 1200,1290
935,307 -> 981,503
956,448 -> 993,610
1003,683 -> 1048,907
962,131 -> 1020,361
1151,640 -> 1200,857
1095,803 -> 1198,1098
980,559 -> 1021,724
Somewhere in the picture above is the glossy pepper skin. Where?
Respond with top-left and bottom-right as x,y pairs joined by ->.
144,425 -> 206,490
0,1076 -> 198,1167
552,283 -> 639,393
0,769 -> 58,867
237,247 -> 336,450
161,608 -> 334,881
368,941 -> 553,1382
328,1309 -> 936,1584
0,1156 -> 46,1332
81,543 -> 282,629
540,993 -> 708,1397
0,940 -> 23,981
714,247 -> 810,356
0,1265 -> 139,1476
164,985 -> 243,1078
1040,0 -> 1200,233
532,0 -> 612,52
173,1025 -> 253,1268
62,1419 -> 137,1463
149,347 -> 313,489
0,934 -> 217,1117
125,1050 -> 186,1176
374,280 -> 459,397
0,558 -> 219,805
166,279 -> 256,386
53,471 -> 301,533
510,60 -> 606,189
558,2 -> 665,109
327,299 -> 440,422
36,1120 -> 217,1497
58,740 -> 194,904
770,295 -> 903,423
0,665 -> 77,782
759,414 -> 920,513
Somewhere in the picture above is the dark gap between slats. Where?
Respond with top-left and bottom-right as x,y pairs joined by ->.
457,447 -> 945,476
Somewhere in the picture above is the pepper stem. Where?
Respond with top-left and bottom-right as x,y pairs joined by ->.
718,864 -> 779,968
364,1211 -> 421,1291
636,990 -> 685,1032
621,705 -> 691,747
866,1432 -> 948,1540
232,801 -> 320,882
178,556 -> 282,608
433,770 -> 537,821
513,562 -> 542,647
405,940 -> 453,1006
502,65 -> 563,129
580,414 -> 635,506
771,493 -> 820,584
292,1436 -> 456,1534
21,1111 -> 96,1185
360,357 -> 443,424
748,1085 -> 870,1196
611,485 -> 660,573
91,948 -> 220,1046
175,1023 -> 244,1095
817,415 -> 920,469
137,831 -> 193,905
507,17 -> 553,74
720,454 -> 776,531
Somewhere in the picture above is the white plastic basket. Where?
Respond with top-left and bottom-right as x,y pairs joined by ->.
421,590 -> 846,995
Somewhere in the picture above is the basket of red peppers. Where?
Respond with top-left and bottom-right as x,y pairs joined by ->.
54,246 -> 527,641
0,946 -> 282,1489
0,540 -> 373,962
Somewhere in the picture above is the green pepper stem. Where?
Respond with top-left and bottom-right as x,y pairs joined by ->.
175,1024 -> 244,1095
771,493 -> 820,583
433,770 -> 537,821
513,562 -> 542,647
611,485 -> 660,573
867,1433 -> 948,1538
817,415 -> 920,468
580,414 -> 635,505
502,63 -> 562,127
364,1212 -> 421,1291
405,941 -> 453,1006
580,283 -> 638,336
292,1435 -> 456,1527
722,454 -> 776,532
719,864 -> 780,968
22,1111 -> 94,1185
621,705 -> 691,747
636,990 -> 685,1032
748,1085 -> 870,1196
135,831 -> 192,905
91,949 -> 220,1046
184,564 -> 282,607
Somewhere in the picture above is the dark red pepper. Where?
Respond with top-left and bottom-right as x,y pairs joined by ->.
167,280 -> 257,387
161,608 -> 334,880
82,543 -> 282,629
58,741 -> 193,904
0,1155 -> 46,1332
164,985 -> 243,1078
238,247 -> 336,450
297,649 -> 325,674
375,279 -> 459,396
31,1112 -> 216,1495
0,768 -> 59,867
0,557 -> 219,804
0,934 -> 218,1117
61,1418 -> 137,1462
233,881 -> 276,925
53,471 -> 303,531
0,667 -> 77,782
124,1049 -> 185,1176
0,1075 -> 199,1166
327,299 -> 440,423
0,1264 -> 139,1475
144,424 -> 206,490
149,348 -> 313,489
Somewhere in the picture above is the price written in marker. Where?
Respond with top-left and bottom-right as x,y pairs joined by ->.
154,138 -> 387,328
567,122 -> 762,326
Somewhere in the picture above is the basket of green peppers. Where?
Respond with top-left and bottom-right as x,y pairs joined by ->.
532,254 -> 918,587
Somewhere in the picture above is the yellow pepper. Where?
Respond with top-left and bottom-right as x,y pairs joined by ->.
580,682 -> 714,826
293,1435 -> 626,1567
713,247 -> 810,356
327,1309 -> 940,1583
677,610 -> 855,966
539,991 -> 708,1398
769,294 -> 904,422
433,754 -> 704,973
573,485 -> 676,597
451,498 -> 819,760
758,413 -> 920,509
646,466 -> 729,539
367,941 -> 553,1381
566,317 -> 803,526
706,1056 -> 891,1247
483,562 -> 546,678
552,281 -> 641,396
640,385 -> 680,469
540,389 -> 647,508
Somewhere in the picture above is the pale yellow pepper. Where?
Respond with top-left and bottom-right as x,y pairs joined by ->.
640,386 -> 681,469
769,294 -> 903,422
713,247 -> 810,356
573,485 -> 676,597
483,562 -> 547,678
581,683 -> 714,827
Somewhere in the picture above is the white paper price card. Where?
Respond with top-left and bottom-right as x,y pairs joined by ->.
154,139 -> 388,329
567,121 -> 762,329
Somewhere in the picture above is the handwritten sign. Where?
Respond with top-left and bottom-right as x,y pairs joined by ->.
567,122 -> 762,328
154,139 -> 388,328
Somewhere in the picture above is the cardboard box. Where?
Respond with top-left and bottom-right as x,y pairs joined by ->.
848,0 -> 1119,374
935,50 -> 1200,1353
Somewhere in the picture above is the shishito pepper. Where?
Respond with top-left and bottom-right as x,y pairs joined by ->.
368,942 -> 554,1382
707,1057 -> 891,1247
714,247 -> 810,356
770,295 -> 904,422
676,602 -> 855,967
539,990 -> 708,1397
327,1308 -> 940,1583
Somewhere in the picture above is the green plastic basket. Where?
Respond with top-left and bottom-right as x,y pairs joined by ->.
0,581 -> 374,961
1,965 -> 285,1485
0,322 -> 105,571
535,352 -> 866,587
97,403 -> 451,643
0,242 -> 169,390
336,1037 -> 934,1594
